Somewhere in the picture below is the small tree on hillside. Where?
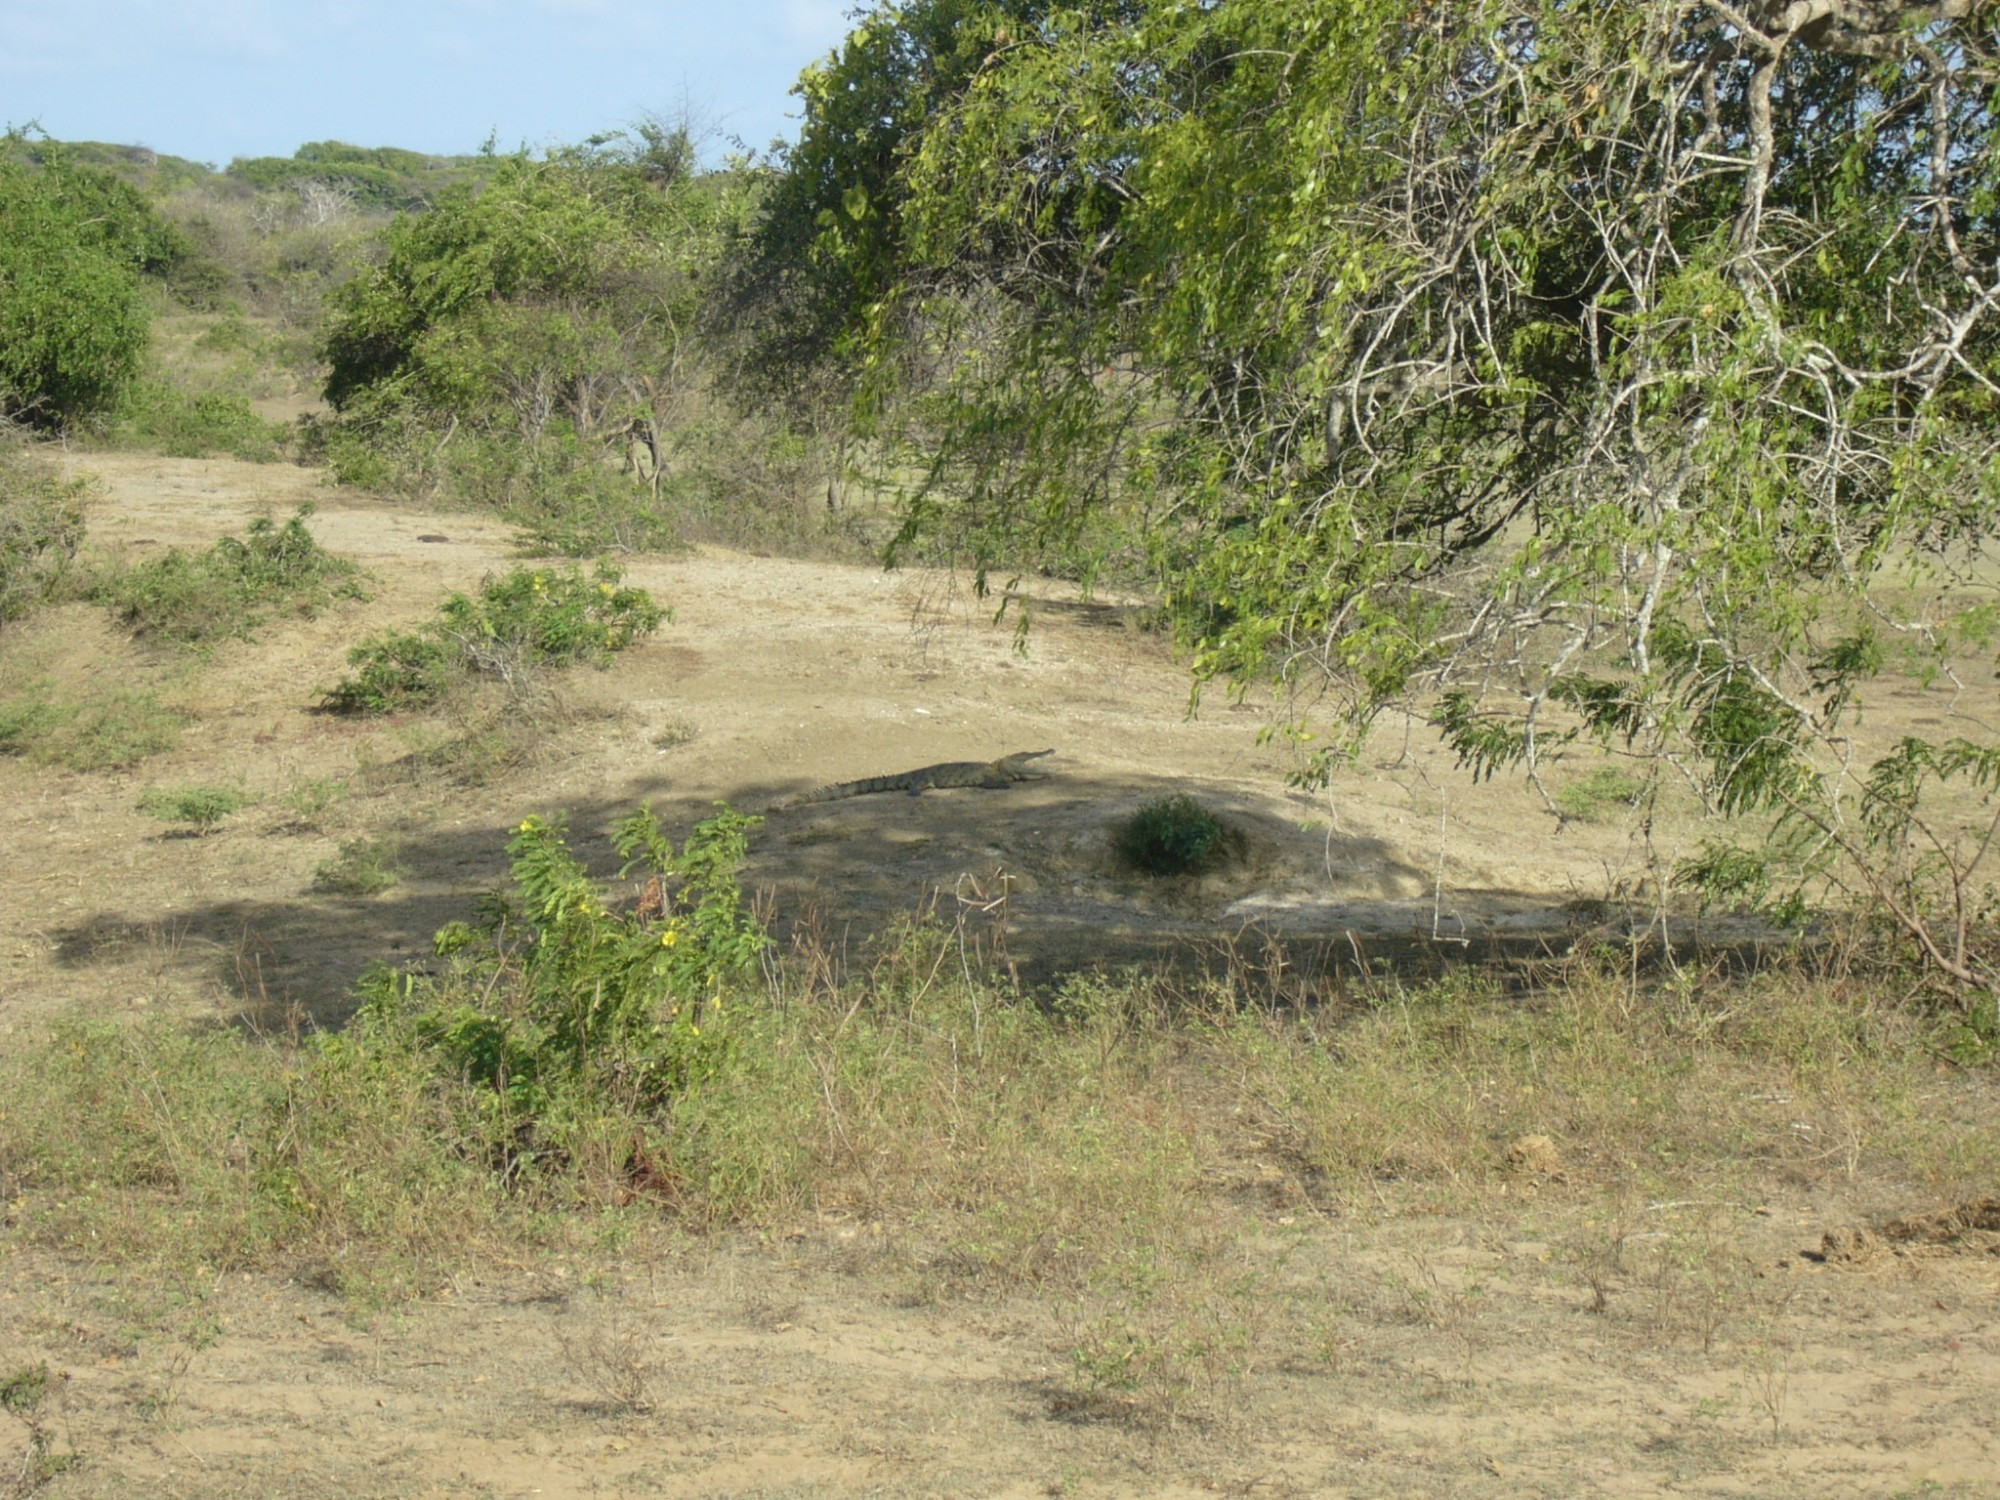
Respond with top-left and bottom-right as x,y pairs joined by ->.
0,133 -> 172,425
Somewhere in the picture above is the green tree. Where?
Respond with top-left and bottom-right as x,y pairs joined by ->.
319,132 -> 761,546
0,134 -> 178,424
766,0 -> 2000,997
726,1 -> 1058,385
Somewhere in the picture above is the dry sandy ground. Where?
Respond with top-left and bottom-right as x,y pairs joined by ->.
4,1202 -> 1999,1499
1,453 -> 1997,1496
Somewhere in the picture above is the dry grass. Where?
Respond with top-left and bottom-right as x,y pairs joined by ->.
0,882 -> 1993,1440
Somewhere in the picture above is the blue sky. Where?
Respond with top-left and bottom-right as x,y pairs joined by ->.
0,0 -> 858,166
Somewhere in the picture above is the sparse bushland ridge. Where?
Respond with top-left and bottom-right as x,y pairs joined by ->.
224,140 -> 500,211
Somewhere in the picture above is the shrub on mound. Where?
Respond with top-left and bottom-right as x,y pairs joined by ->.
1115,794 -> 1225,877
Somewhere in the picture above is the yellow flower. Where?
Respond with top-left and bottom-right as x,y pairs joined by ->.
517,819 -> 534,833
660,929 -> 678,948
599,582 -> 615,596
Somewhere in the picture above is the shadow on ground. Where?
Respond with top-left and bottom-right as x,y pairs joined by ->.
44,767 -> 1800,1028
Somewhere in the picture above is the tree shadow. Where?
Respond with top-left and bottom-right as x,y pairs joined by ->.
42,760 -> 1786,1032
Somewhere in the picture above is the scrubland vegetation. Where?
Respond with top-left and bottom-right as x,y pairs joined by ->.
3,856 -> 1992,1418
2,3 -> 1999,1487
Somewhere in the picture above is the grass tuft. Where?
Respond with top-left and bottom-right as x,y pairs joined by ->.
137,782 -> 248,835
313,837 -> 406,894
0,678 -> 185,771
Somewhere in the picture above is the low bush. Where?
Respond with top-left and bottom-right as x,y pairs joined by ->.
322,562 -> 665,713
103,505 -> 365,644
137,783 -> 248,834
116,378 -> 288,461
1115,794 -> 1225,876
354,804 -> 768,1187
1555,764 -> 1649,823
314,837 -> 406,894
319,628 -> 454,714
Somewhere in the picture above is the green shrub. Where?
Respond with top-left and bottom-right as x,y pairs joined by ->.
192,316 -> 260,354
164,248 -> 239,313
104,505 -> 364,644
117,379 -> 287,461
442,563 -> 665,664
323,563 -> 665,713
0,446 -> 87,626
319,629 -> 455,715
0,136 -> 166,425
309,142 -> 762,553
358,804 -> 767,1177
499,453 -> 683,557
138,783 -> 247,834
1115,795 -> 1226,876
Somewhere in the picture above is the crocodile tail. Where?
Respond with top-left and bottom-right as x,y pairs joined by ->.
786,773 -> 904,807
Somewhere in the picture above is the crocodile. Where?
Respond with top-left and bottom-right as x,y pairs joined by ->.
777,749 -> 1055,810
